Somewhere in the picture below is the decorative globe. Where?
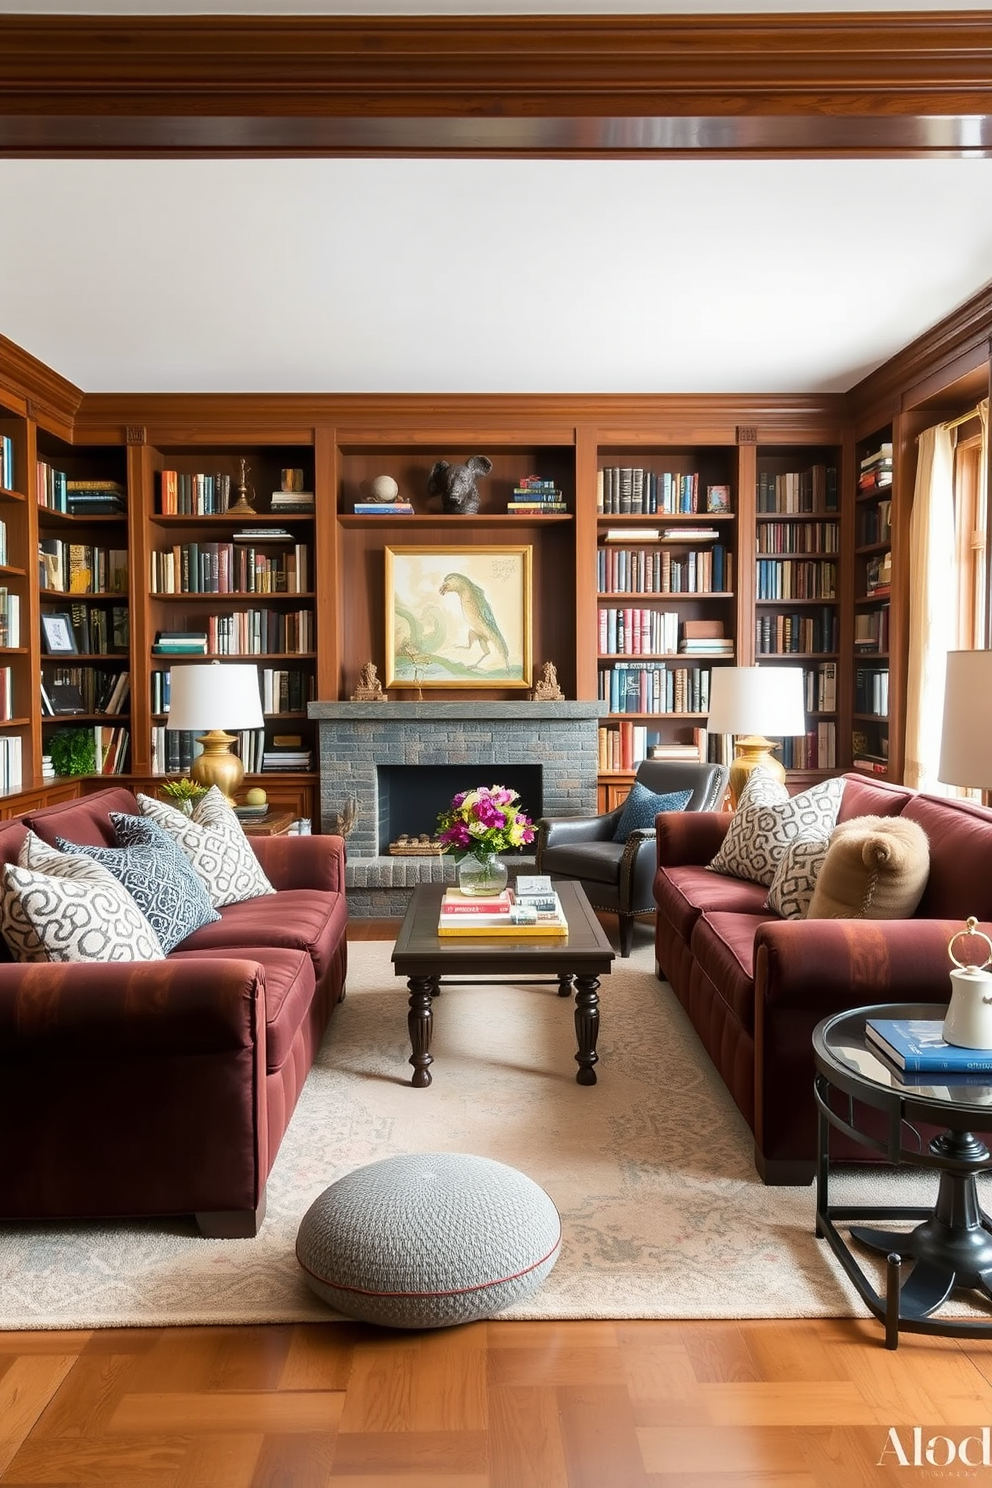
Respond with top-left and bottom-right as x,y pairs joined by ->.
368,474 -> 399,503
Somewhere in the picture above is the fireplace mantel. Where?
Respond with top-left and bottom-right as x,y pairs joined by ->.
308,702 -> 608,723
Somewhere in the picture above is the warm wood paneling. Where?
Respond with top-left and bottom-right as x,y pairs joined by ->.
1,14 -> 991,158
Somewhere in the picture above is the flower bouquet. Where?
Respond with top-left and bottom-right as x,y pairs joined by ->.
436,785 -> 536,895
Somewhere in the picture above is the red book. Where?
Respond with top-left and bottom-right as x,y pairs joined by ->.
440,890 -> 514,915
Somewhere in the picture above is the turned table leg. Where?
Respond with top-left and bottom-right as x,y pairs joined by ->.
407,975 -> 435,1088
573,974 -> 600,1085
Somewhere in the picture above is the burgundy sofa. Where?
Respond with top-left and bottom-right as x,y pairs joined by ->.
0,786 -> 348,1236
653,771 -> 992,1185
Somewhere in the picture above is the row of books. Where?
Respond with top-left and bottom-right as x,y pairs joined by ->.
858,443 -> 893,494
755,465 -> 838,514
599,607 -> 680,657
90,725 -> 130,775
148,726 -> 309,775
65,603 -> 129,656
857,499 -> 892,546
0,588 -> 20,648
598,724 -> 718,773
149,665 -> 313,715
204,609 -> 314,656
599,662 -> 711,717
755,609 -> 839,656
36,466 -> 127,515
597,544 -> 730,594
149,541 -> 310,595
755,558 -> 838,602
0,666 -> 13,722
38,540 -> 128,596
0,437 -> 13,492
854,606 -> 890,653
41,666 -> 130,716
778,724 -> 837,770
804,661 -> 838,712
864,551 -> 891,596
855,666 -> 890,716
755,520 -> 841,555
437,877 -> 568,937
597,467 -> 728,516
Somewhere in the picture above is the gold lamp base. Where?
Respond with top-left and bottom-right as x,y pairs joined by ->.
727,735 -> 785,810
189,729 -> 244,807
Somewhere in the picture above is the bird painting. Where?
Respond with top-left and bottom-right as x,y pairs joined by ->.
439,572 -> 510,671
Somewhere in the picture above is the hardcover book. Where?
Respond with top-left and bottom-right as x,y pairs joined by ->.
866,1017 -> 992,1073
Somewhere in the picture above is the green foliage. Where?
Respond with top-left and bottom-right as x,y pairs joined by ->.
48,727 -> 97,778
160,778 -> 209,806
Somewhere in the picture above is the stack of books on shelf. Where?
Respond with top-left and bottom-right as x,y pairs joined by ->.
262,737 -> 313,772
353,501 -> 414,515
271,487 -> 314,514
865,1016 -> 992,1084
756,464 -> 838,514
36,461 -> 67,512
679,620 -> 733,657
858,443 -> 893,495
865,551 -> 892,597
437,876 -> 568,936
506,476 -> 566,514
0,436 -> 13,491
598,468 -> 701,516
65,480 -> 126,516
152,629 -> 208,656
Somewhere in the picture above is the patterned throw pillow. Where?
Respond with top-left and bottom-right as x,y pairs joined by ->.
136,787 -> 275,909
0,832 -> 165,963
612,784 -> 692,842
54,814 -> 221,954
708,775 -> 846,887
765,832 -> 832,919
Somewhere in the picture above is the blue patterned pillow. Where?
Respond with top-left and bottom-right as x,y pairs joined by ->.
612,784 -> 692,842
55,814 -> 220,954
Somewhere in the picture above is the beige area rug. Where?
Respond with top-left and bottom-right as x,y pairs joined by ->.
2,938 -> 989,1330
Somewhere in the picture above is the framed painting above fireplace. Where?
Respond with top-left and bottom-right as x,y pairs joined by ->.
384,545 -> 533,690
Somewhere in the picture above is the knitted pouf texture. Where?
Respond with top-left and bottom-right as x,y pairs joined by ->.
295,1151 -> 562,1329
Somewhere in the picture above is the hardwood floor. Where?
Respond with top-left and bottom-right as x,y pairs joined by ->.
4,919 -> 992,1487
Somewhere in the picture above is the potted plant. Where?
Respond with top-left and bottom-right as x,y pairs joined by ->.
159,778 -> 210,816
48,726 -> 97,778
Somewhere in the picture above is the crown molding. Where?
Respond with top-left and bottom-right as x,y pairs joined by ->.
2,12 -> 991,157
0,333 -> 84,432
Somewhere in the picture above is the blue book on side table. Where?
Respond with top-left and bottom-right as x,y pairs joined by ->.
866,1017 -> 992,1073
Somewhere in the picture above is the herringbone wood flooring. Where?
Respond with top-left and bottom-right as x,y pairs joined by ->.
3,919 -> 992,1486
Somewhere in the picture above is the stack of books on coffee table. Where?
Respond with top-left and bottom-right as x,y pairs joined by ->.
437,883 -> 568,937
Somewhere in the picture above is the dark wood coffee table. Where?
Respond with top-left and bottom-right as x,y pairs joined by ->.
391,880 -> 615,1088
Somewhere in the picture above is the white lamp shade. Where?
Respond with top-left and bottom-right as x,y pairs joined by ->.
939,650 -> 992,790
706,665 -> 806,738
166,662 -> 264,732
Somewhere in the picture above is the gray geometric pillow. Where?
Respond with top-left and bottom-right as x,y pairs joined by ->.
765,831 -> 832,919
1,832 -> 164,963
136,787 -> 275,909
708,775 -> 845,887
55,813 -> 221,954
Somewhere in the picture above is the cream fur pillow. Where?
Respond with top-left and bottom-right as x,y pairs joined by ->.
806,815 -> 930,920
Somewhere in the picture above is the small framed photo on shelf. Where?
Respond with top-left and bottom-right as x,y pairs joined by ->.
41,612 -> 78,655
706,484 -> 731,513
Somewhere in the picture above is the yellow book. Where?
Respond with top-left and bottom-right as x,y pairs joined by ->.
437,918 -> 568,937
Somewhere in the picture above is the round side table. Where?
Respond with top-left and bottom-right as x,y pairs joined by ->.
813,1001 -> 992,1349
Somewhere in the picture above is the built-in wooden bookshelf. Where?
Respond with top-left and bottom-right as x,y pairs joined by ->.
850,427 -> 894,781
753,446 -> 843,777
0,303 -> 990,822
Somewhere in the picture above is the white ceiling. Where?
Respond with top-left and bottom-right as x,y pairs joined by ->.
3,5 -> 992,398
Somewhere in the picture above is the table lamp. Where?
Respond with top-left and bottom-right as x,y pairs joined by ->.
938,650 -> 992,797
166,661 -> 264,805
706,665 -> 806,807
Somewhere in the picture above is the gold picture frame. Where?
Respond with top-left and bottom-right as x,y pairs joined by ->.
384,545 -> 533,690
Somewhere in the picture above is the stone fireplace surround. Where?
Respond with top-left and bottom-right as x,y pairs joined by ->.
308,701 -> 606,916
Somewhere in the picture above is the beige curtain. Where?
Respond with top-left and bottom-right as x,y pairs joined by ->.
904,422 -> 957,791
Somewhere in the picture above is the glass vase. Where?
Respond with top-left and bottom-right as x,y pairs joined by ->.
457,852 -> 508,897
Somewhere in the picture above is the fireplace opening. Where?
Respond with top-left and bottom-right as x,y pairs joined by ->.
378,765 -> 543,855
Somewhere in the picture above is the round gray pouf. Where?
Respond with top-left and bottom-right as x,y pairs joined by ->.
296,1152 -> 562,1329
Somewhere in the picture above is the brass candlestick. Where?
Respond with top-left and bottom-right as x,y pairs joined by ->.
227,457 -> 257,516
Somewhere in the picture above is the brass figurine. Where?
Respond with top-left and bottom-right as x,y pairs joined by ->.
351,662 -> 388,701
532,661 -> 564,701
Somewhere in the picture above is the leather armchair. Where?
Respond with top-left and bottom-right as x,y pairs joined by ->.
534,760 -> 729,956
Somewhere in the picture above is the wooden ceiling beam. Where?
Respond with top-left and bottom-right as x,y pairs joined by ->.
1,13 -> 991,157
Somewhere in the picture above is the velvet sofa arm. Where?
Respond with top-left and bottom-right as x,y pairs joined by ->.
0,955 -> 267,1057
754,916 -> 966,1017
656,810 -> 730,868
248,832 -> 346,893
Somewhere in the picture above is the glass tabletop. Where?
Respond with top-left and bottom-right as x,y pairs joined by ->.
815,1002 -> 992,1117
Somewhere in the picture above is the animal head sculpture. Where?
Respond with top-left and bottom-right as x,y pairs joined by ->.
427,455 -> 493,515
